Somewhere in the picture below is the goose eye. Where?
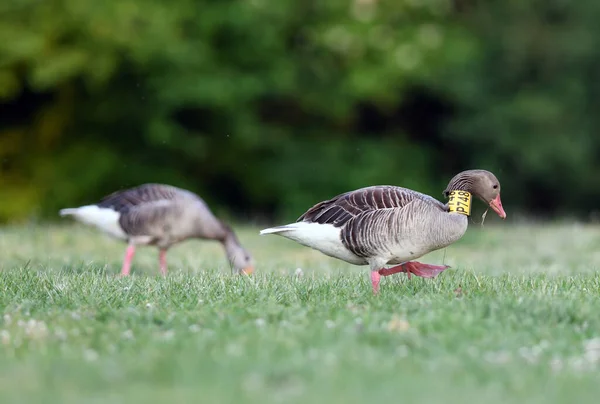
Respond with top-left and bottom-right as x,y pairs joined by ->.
493,185 -> 498,189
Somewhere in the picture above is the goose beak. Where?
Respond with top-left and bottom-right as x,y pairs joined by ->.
489,194 -> 506,219
242,266 -> 254,275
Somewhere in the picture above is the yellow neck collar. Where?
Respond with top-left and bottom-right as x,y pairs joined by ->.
447,190 -> 472,216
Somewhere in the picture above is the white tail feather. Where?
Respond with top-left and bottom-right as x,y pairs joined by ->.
58,205 -> 127,239
59,208 -> 79,217
259,226 -> 294,235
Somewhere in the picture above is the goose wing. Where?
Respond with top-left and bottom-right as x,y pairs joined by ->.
298,186 -> 446,258
298,186 -> 444,226
97,184 -> 195,237
97,184 -> 187,213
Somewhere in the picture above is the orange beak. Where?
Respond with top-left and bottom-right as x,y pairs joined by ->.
489,194 -> 506,219
242,266 -> 254,275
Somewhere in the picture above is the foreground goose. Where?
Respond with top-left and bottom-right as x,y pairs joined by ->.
59,184 -> 254,276
260,169 -> 506,293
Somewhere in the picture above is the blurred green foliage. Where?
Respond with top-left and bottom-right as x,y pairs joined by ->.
1,0 -> 599,223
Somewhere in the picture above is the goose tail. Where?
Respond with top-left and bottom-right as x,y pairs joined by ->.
259,225 -> 295,235
59,208 -> 80,217
58,205 -> 127,239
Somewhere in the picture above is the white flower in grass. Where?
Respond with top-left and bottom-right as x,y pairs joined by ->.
1,330 -> 10,345
576,321 -> 589,333
160,330 -> 175,341
242,372 -> 264,392
518,347 -> 539,364
483,350 -> 511,365
226,343 -> 243,357
395,345 -> 409,358
324,352 -> 337,366
54,327 -> 68,341
386,315 -> 410,333
584,337 -> 600,352
24,319 -> 48,339
550,357 -> 563,373
569,356 -> 591,372
83,349 -> 99,362
584,337 -> 600,364
255,318 -> 266,327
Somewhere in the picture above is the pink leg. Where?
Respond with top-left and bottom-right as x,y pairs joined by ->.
378,261 -> 450,278
407,262 -> 450,278
159,249 -> 168,276
121,245 -> 136,276
371,270 -> 381,294
378,263 -> 407,277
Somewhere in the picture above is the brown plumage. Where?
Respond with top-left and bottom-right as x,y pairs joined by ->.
60,184 -> 254,276
261,170 -> 506,294
298,186 -> 446,258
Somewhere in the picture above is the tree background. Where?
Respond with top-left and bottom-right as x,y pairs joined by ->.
2,0 -> 600,223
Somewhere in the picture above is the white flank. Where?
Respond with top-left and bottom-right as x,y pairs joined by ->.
59,205 -> 128,240
260,222 -> 363,264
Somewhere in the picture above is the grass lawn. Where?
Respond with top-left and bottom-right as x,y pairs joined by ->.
1,221 -> 600,403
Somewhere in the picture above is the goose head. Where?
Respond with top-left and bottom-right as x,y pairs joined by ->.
223,233 -> 255,275
230,246 -> 255,275
443,169 -> 506,219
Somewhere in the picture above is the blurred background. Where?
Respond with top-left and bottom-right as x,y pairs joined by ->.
1,0 -> 600,224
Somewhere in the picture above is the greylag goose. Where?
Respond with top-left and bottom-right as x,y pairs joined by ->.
260,169 -> 506,293
59,184 -> 254,276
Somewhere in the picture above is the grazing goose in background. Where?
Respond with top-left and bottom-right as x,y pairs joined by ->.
59,184 -> 254,276
260,169 -> 506,294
